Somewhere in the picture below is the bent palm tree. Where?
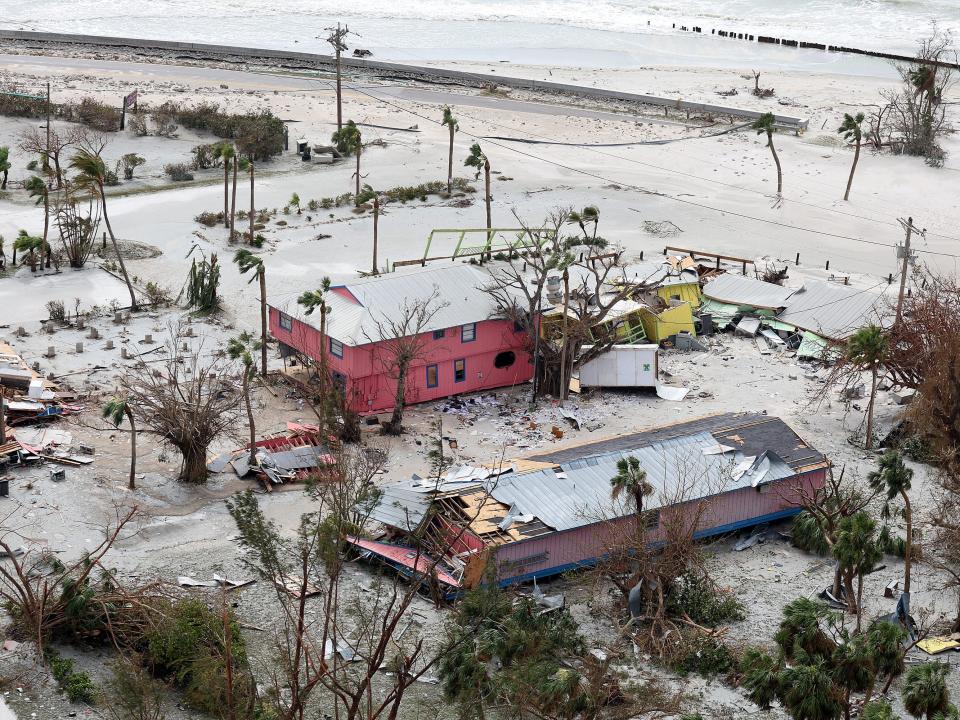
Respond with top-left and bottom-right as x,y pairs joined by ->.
227,332 -> 262,467
838,112 -> 865,201
465,142 -> 491,237
103,396 -> 137,489
13,230 -> 42,272
23,176 -> 50,268
70,149 -> 138,309
234,249 -> 268,376
868,450 -> 915,593
442,106 -> 459,194
610,455 -> 653,517
846,324 -> 888,450
752,112 -> 782,194
568,206 -> 600,241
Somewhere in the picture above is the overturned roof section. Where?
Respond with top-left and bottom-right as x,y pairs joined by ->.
701,273 -> 795,310
322,264 -> 502,345
701,274 -> 889,341
778,281 -> 889,341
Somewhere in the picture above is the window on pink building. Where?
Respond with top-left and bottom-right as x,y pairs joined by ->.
432,329 -> 445,339
426,364 -> 438,388
279,312 -> 293,331
461,323 -> 476,342
454,359 -> 466,383
329,338 -> 344,358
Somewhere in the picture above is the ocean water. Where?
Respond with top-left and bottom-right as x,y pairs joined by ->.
0,0 -> 956,67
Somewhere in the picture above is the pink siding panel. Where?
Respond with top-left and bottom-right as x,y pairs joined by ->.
269,306 -> 533,413
492,469 -> 827,585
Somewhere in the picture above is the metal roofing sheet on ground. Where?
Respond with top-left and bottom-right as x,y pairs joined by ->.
702,273 -> 795,309
487,431 -> 796,532
778,280 -> 890,341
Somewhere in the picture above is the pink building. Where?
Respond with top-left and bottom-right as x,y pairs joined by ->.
356,413 -> 830,591
269,264 -> 533,414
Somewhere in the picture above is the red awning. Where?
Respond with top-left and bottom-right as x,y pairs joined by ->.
347,536 -> 461,588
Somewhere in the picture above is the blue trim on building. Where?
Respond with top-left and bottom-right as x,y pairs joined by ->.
496,506 -> 803,587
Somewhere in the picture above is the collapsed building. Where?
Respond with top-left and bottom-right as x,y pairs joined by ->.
351,412 -> 829,593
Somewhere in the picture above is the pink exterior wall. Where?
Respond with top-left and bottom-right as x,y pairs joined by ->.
491,468 -> 828,585
269,306 -> 533,413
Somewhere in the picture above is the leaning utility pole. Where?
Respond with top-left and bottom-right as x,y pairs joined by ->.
372,196 -> 380,275
895,216 -> 922,323
325,23 -> 351,131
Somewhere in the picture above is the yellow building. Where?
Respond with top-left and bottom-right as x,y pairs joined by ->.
638,302 -> 697,342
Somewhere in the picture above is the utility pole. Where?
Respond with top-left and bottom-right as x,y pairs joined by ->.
372,197 -> 380,274
895,216 -> 922,323
44,81 -> 51,172
325,23 -> 351,131
558,268 -> 570,407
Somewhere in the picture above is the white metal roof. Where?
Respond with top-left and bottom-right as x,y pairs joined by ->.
702,273 -> 795,309
323,264 -> 503,345
778,281 -> 890,341
487,431 -> 795,532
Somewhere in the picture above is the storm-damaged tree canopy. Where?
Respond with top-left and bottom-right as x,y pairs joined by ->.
116,326 -> 240,483
484,208 -> 660,399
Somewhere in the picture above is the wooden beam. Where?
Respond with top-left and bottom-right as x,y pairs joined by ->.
664,245 -> 755,265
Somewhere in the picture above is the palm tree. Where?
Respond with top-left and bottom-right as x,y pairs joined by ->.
298,278 -> 333,400
752,112 -> 782,194
234,249 -> 268,377
229,154 -> 241,240
14,230 -> 43,272
846,324 -> 888,450
838,112 -> 865,201
465,143 -> 492,235
866,619 -> 907,698
24,176 -> 49,268
869,450 -> 915,592
331,120 -> 362,202
610,456 -> 654,516
215,142 -> 235,229
903,663 -> 951,720
0,146 -> 10,190
831,634 -> 873,720
862,701 -> 895,720
70,148 -> 138,310
780,660 -> 844,720
102,396 -> 137,490
833,511 -> 883,625
442,107 -> 459,194
227,332 -> 262,467
568,206 -> 599,241
289,192 -> 302,214
248,159 -> 255,243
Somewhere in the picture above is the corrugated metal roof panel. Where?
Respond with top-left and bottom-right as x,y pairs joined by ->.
321,264 -> 503,345
778,281 -> 890,341
702,273 -> 794,309
488,432 -> 795,531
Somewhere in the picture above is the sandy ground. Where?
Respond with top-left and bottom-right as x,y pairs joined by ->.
0,47 -> 958,718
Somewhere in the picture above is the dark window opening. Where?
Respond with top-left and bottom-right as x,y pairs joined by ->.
433,329 -> 445,340
454,359 -> 466,383
494,351 -> 516,369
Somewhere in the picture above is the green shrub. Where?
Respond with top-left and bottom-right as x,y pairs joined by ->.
194,210 -> 224,227
164,163 -> 194,182
667,572 -> 745,627
671,634 -> 736,677
47,651 -> 98,704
